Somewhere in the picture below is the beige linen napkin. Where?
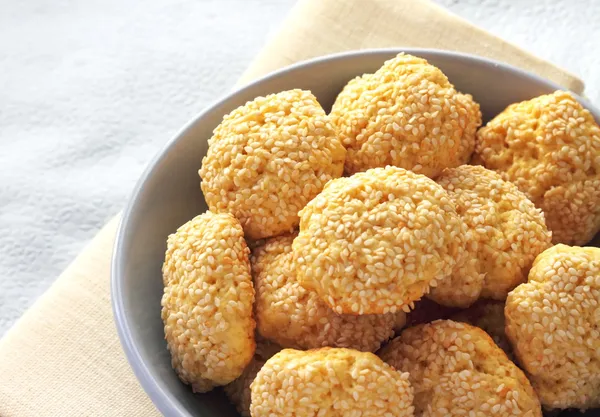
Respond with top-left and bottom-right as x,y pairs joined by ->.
0,0 -> 584,415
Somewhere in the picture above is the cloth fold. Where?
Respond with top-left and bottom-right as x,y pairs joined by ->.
0,0 -> 584,415
239,0 -> 584,92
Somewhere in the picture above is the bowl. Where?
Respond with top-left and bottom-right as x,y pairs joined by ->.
111,48 -> 600,417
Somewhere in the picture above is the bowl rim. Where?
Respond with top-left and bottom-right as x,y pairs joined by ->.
110,47 -> 597,417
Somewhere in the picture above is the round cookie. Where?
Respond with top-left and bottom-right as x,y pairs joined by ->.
252,233 -> 401,352
505,244 -> 600,410
293,166 -> 467,315
161,212 -> 255,392
475,90 -> 600,245
250,348 -> 415,417
331,52 -> 481,177
200,89 -> 346,240
429,165 -> 551,307
379,320 -> 541,416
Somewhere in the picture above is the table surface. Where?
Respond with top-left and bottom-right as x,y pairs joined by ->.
0,0 -> 599,336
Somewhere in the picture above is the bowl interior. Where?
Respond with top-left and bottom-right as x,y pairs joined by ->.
112,49 -> 600,417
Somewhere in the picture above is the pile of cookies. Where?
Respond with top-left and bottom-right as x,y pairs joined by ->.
161,53 -> 600,416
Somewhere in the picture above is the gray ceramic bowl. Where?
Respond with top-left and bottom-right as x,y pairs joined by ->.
111,48 -> 600,417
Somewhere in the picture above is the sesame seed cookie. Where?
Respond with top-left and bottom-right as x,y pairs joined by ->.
429,165 -> 552,307
200,89 -> 346,240
293,166 -> 467,315
161,212 -> 255,392
250,348 -> 415,417
379,320 -> 542,416
252,233 -> 401,352
475,90 -> 600,246
331,53 -> 481,177
505,244 -> 600,410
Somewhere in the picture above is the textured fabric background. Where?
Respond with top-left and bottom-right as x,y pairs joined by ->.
0,0 -> 598,336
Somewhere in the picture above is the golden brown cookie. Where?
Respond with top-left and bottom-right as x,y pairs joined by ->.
200,89 -> 346,240
379,320 -> 541,416
293,166 -> 467,315
250,348 -> 415,417
161,212 -> 255,392
331,53 -> 481,177
429,165 -> 551,307
475,90 -> 600,245
505,244 -> 600,410
252,233 -> 400,352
